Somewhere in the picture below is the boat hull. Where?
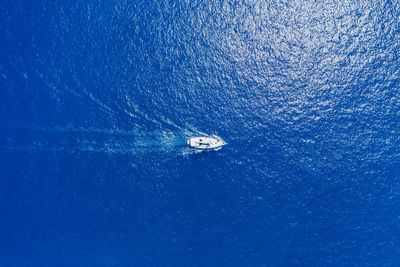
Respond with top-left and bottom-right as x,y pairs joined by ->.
187,137 -> 226,150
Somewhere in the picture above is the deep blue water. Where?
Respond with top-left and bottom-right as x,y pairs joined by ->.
1,0 -> 400,266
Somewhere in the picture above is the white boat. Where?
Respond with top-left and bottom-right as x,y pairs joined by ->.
187,136 -> 227,150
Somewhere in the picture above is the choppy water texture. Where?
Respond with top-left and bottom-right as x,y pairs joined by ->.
1,0 -> 400,266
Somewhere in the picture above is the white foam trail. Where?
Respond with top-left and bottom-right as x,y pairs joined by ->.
0,125 -> 188,155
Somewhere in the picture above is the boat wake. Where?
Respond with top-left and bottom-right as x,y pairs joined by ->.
0,125 -> 190,155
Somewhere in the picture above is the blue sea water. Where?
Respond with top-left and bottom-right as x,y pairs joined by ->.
1,0 -> 400,266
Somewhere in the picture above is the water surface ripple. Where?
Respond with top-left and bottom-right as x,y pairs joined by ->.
1,0 -> 400,266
